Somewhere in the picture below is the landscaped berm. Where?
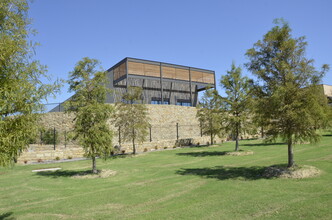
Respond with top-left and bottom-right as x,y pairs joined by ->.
1,135 -> 331,219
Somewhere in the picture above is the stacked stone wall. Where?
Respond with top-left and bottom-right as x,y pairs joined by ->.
18,105 -> 227,163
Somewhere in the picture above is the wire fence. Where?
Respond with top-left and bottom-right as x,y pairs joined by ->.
30,123 -> 204,150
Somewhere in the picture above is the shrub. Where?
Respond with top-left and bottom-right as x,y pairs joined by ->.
143,148 -> 148,152
41,128 -> 59,145
154,146 -> 158,150
173,145 -> 177,149
121,150 -> 126,154
55,156 -> 60,160
67,156 -> 72,159
164,147 -> 168,149
37,158 -> 43,163
24,160 -> 28,164
110,151 -> 114,156
197,142 -> 200,146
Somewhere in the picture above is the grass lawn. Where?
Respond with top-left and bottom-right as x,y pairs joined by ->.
1,135 -> 332,220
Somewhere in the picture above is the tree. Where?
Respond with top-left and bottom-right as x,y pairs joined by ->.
245,19 -> 330,167
66,57 -> 113,174
114,87 -> 150,154
220,63 -> 253,151
0,0 -> 58,166
196,88 -> 223,145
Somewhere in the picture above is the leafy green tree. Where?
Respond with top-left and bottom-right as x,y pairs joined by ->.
66,57 -> 113,174
245,19 -> 330,167
114,87 -> 150,154
196,88 -> 223,145
0,0 -> 58,166
220,63 -> 253,151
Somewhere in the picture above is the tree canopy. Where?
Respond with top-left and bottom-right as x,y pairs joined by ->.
196,88 -> 223,145
66,57 -> 113,173
114,87 -> 150,154
0,0 -> 58,166
219,63 -> 253,151
245,19 -> 330,167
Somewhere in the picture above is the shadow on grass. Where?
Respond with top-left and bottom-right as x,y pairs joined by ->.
322,134 -> 332,137
177,151 -> 228,157
0,212 -> 14,220
241,142 -> 285,147
35,170 -> 92,178
176,166 -> 268,180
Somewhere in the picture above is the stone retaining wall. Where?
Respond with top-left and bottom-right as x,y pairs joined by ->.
18,105 -> 228,163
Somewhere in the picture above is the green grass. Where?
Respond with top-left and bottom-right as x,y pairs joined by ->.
1,136 -> 332,220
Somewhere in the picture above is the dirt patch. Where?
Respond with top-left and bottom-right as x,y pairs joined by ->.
263,165 -> 321,179
225,150 -> 254,156
72,169 -> 117,179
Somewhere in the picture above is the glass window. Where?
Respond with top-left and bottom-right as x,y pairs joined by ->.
176,100 -> 191,106
151,98 -> 169,105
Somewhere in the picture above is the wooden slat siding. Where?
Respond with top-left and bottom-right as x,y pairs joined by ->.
191,70 -> 203,83
144,63 -> 160,77
113,66 -> 120,81
128,61 -> 161,78
175,68 -> 189,81
119,62 -> 127,79
128,61 -> 145,76
203,72 -> 214,84
162,66 -> 176,79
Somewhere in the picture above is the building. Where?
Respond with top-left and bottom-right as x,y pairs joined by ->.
322,84 -> 332,105
51,57 -> 216,112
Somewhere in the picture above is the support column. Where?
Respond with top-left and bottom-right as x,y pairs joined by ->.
189,67 -> 193,106
160,62 -> 164,104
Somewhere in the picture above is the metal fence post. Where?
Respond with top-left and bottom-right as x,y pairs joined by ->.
40,130 -> 43,145
176,123 -> 179,140
149,125 -> 152,142
118,126 -> 121,145
200,121 -> 203,137
64,130 -> 67,148
53,127 -> 56,150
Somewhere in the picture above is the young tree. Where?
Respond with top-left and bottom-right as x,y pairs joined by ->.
114,87 -> 150,154
0,0 -> 58,166
66,57 -> 113,174
245,19 -> 330,167
220,63 -> 253,151
196,88 -> 223,145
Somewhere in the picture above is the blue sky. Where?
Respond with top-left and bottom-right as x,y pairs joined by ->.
29,0 -> 332,104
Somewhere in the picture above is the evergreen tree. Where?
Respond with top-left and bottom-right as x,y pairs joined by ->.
66,57 -> 113,174
196,88 -> 223,145
0,0 -> 58,166
220,63 -> 253,151
245,19 -> 330,167
114,87 -> 150,154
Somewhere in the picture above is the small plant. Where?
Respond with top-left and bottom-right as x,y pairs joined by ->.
164,147 -> 168,149
154,146 -> 158,150
67,156 -> 73,159
173,145 -> 177,149
110,151 -> 114,156
143,148 -> 148,152
197,142 -> 200,146
37,158 -> 43,163
55,156 -> 60,161
24,160 -> 28,164
121,150 -> 126,154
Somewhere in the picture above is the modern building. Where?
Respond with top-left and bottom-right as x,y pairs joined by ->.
51,58 -> 216,111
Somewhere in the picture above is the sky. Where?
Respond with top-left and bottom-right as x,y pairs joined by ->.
28,0 -> 332,104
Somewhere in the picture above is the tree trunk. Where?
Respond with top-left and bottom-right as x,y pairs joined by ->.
132,128 -> 136,155
261,126 -> 264,138
210,133 -> 213,146
92,156 -> 97,174
235,127 -> 239,151
287,139 -> 294,168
